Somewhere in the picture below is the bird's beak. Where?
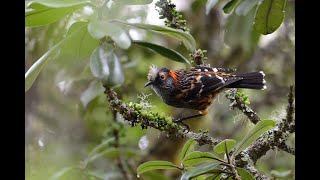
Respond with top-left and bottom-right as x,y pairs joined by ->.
144,81 -> 153,88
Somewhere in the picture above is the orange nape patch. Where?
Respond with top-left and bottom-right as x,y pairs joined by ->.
169,70 -> 178,82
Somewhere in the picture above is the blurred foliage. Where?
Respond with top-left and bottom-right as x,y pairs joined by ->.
25,0 -> 294,179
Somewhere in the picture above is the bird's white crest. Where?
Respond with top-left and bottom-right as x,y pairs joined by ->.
147,64 -> 158,81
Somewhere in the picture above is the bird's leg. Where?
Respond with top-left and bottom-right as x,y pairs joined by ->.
174,110 -> 208,131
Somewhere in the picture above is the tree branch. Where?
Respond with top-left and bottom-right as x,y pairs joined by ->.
226,89 -> 261,124
234,86 -> 295,177
104,86 -> 221,147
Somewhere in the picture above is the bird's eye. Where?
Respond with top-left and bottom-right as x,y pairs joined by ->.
160,74 -> 165,80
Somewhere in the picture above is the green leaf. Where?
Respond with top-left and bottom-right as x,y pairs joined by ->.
180,162 -> 222,180
270,170 -> 292,178
223,0 -> 240,14
25,22 -> 99,92
117,0 -> 153,5
61,21 -> 99,60
25,2 -> 86,27
90,46 -> 125,87
253,0 -> 287,35
204,174 -> 221,180
112,20 -> 196,52
88,20 -> 131,49
213,139 -> 236,154
182,151 -> 222,166
235,0 -> 260,16
236,168 -> 255,180
80,80 -> 104,108
234,120 -> 275,155
49,166 -> 75,180
137,161 -> 180,176
225,5 -> 260,52
179,139 -> 197,161
32,0 -> 90,8
132,41 -> 190,64
205,0 -> 220,15
25,41 -> 63,92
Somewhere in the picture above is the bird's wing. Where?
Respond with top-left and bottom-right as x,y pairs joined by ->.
178,67 -> 243,99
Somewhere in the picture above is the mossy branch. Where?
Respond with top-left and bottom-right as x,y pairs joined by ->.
104,85 -> 294,180
104,86 -> 221,147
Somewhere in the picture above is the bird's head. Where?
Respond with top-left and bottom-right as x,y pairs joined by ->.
144,65 -> 175,94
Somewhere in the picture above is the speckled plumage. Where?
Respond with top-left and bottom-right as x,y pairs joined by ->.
145,65 -> 266,112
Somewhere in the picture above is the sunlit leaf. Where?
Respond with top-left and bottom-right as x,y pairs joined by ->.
25,41 -> 63,92
235,0 -> 260,16
234,120 -> 275,155
137,161 -> 180,176
88,19 -> 131,49
117,0 -> 153,5
132,41 -> 190,64
253,0 -> 287,35
270,170 -> 293,178
90,46 -> 125,87
223,0 -> 240,14
25,22 -> 99,92
180,162 -> 222,180
25,2 -> 86,27
80,80 -> 104,108
182,151 -> 222,166
32,0 -> 90,8
213,139 -> 236,154
236,168 -> 255,180
205,0 -> 220,15
112,20 -> 196,52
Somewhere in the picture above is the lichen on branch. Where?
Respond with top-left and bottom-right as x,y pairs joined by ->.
104,86 -> 221,146
155,0 -> 189,32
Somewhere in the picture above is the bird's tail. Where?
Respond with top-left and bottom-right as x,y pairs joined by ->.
226,71 -> 266,90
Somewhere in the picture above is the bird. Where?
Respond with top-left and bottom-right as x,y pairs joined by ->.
144,64 -> 266,129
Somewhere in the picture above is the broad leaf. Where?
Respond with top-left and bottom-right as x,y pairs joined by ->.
112,20 -> 196,52
80,80 -> 104,108
25,22 -> 99,92
236,168 -> 255,180
90,46 -> 125,87
182,151 -> 222,166
132,41 -> 190,64
223,0 -> 240,14
32,0 -> 90,8
205,0 -> 220,15
179,139 -> 197,161
25,2 -> 86,27
235,0 -> 260,16
225,5 -> 260,53
180,162 -> 222,180
88,20 -> 131,49
253,0 -> 287,35
137,161 -> 180,176
25,41 -> 63,92
234,120 -> 275,155
270,170 -> 292,178
213,139 -> 236,154
117,0 -> 153,5
204,174 -> 221,180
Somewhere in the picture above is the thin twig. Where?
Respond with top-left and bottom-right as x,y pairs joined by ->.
226,89 -> 261,124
